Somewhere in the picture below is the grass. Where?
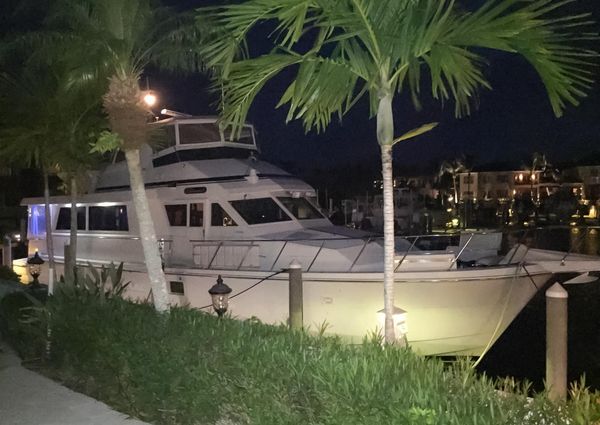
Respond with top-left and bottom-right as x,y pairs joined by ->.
1,273 -> 600,424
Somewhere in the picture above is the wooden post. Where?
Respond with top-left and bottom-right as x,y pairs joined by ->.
64,243 -> 72,282
546,282 -> 568,402
288,259 -> 303,330
2,235 -> 11,267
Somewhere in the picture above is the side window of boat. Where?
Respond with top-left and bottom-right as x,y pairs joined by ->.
230,198 -> 292,224
276,197 -> 323,220
89,205 -> 129,231
211,203 -> 237,227
165,204 -> 187,227
190,203 -> 203,227
56,207 -> 86,230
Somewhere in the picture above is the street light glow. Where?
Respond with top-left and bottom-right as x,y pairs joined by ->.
143,92 -> 157,107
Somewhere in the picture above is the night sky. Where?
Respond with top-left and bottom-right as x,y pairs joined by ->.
2,0 -> 600,176
154,0 -> 600,175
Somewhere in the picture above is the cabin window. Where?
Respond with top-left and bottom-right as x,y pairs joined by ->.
277,197 -> 323,220
190,203 -> 203,227
28,205 -> 46,238
89,205 -> 129,231
169,281 -> 185,295
230,198 -> 291,225
211,203 -> 237,227
165,204 -> 187,226
56,207 -> 86,230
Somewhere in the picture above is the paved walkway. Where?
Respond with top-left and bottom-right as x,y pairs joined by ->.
0,338 -> 149,425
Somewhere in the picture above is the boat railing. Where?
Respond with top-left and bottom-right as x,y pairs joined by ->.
175,232 -> 495,273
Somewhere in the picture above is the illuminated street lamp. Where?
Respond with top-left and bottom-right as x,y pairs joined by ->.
143,91 -> 157,108
208,275 -> 232,317
27,251 -> 44,287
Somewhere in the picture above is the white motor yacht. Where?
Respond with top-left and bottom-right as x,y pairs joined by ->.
18,116 -> 600,356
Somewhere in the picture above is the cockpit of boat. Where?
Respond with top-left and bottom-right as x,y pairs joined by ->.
155,117 -> 258,167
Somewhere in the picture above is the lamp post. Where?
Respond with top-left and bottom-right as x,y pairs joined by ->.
143,91 -> 157,108
208,275 -> 232,317
142,89 -> 160,120
27,251 -> 45,287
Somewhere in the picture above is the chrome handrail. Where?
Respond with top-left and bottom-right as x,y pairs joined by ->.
207,241 -> 223,269
350,237 -> 372,272
448,233 -> 474,270
307,240 -> 326,272
270,241 -> 288,270
394,236 -> 419,272
186,232 -> 481,272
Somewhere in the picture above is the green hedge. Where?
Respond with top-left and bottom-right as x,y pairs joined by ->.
2,291 -> 599,425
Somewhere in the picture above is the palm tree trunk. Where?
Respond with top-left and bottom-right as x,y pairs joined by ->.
42,168 -> 56,284
65,174 -> 77,281
380,143 -> 397,344
376,85 -> 398,345
125,149 -> 170,312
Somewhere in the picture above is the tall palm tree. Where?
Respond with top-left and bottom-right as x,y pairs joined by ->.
0,40 -> 104,279
528,151 -> 548,203
44,0 -> 208,312
201,0 -> 597,343
438,158 -> 467,209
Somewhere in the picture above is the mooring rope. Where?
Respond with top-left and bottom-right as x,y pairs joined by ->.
198,269 -> 287,310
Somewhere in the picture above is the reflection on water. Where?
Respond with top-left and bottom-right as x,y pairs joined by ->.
516,226 -> 600,257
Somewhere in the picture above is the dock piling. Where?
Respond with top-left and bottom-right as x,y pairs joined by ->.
2,235 -> 11,268
546,282 -> 568,402
288,260 -> 303,330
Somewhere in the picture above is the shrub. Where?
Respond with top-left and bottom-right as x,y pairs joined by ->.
0,291 -> 46,360
0,265 -> 20,282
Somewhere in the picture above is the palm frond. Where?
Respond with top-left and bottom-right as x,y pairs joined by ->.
278,55 -> 363,132
219,54 -> 303,136
442,0 -> 598,117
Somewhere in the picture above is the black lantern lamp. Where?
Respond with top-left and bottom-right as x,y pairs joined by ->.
27,251 -> 45,286
208,275 -> 232,317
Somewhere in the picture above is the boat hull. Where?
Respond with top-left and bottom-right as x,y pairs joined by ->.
17,260 -> 549,356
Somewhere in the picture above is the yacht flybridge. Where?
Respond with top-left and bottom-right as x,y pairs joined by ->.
19,116 -> 600,356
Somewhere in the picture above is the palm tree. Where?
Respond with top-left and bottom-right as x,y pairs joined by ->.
0,60 -> 105,284
528,152 -> 548,203
438,158 -> 467,209
44,0 -> 208,312
201,0 -> 597,343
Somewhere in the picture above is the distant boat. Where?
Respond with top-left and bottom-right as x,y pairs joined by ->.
18,116 -> 600,356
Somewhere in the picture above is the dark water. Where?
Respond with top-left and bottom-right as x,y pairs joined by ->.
476,226 -> 600,391
531,226 -> 600,256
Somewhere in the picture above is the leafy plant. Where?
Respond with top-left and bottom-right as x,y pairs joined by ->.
58,262 -> 130,300
0,264 -> 20,282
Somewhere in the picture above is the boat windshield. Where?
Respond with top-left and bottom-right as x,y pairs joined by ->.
230,198 -> 292,225
177,123 -> 254,145
277,197 -> 324,220
179,123 -> 221,144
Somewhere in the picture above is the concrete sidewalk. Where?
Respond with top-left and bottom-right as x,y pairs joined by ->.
0,339 -> 149,425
